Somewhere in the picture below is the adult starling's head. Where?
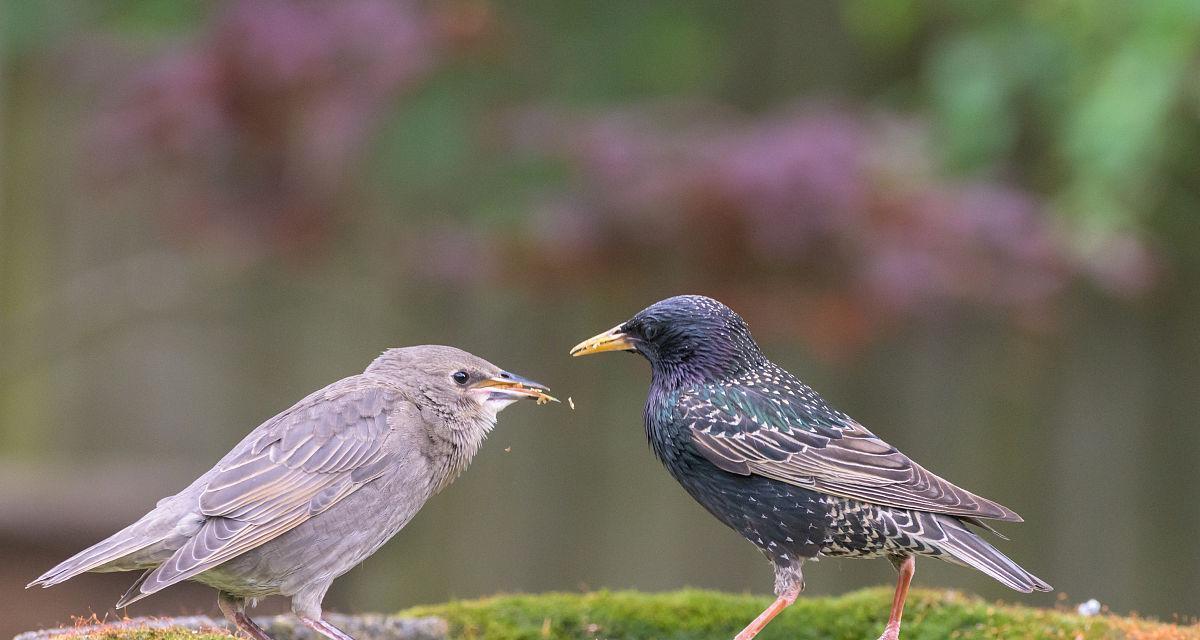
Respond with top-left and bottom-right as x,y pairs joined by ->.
366,345 -> 556,427
571,295 -> 765,381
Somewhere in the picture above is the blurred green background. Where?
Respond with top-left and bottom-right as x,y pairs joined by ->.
2,0 -> 1199,635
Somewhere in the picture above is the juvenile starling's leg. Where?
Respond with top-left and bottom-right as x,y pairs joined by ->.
217,592 -> 273,640
299,616 -> 355,640
878,555 -> 916,640
724,583 -> 801,638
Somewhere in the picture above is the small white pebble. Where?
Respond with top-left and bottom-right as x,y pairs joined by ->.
568,397 -> 575,410
1077,599 -> 1101,617
504,447 -> 512,453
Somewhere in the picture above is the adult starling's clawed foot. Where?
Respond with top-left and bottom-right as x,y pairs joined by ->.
29,346 -> 555,640
572,295 -> 1050,640
732,589 -> 799,640
877,555 -> 916,640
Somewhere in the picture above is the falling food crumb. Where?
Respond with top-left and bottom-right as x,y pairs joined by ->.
504,447 -> 511,453
568,397 -> 575,410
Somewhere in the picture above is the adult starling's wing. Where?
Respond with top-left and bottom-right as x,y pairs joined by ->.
683,384 -> 1022,522
119,381 -> 403,606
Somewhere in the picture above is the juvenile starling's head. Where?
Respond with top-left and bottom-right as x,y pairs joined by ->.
571,295 -> 765,382
366,345 -> 556,426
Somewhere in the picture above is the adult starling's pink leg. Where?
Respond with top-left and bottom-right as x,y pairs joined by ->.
300,616 -> 356,640
217,592 -> 274,640
733,586 -> 800,640
878,555 -> 916,640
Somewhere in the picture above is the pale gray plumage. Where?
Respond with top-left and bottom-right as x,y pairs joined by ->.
29,345 -> 554,640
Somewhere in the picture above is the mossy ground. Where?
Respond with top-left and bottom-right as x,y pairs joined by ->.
49,627 -> 221,640
31,588 -> 1200,640
402,588 -> 1199,640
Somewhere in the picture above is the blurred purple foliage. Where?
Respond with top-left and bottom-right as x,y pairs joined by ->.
89,0 -> 472,256
76,2 -> 1157,354
514,105 -> 1155,353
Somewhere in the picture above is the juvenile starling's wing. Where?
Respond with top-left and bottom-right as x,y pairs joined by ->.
120,382 -> 402,606
683,381 -> 1022,522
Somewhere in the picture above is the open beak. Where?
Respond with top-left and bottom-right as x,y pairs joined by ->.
570,324 -> 638,357
473,371 -> 559,405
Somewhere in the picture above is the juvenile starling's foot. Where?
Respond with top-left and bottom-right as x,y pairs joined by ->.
217,592 -> 274,640
300,616 -> 355,640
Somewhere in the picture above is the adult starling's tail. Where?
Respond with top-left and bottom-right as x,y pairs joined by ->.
924,513 -> 1052,593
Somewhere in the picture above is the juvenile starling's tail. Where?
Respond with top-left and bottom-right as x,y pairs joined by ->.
26,519 -> 162,589
114,569 -> 153,608
931,514 -> 1052,593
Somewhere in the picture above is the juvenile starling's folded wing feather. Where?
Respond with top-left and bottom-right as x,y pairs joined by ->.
118,382 -> 402,606
683,385 -> 1022,522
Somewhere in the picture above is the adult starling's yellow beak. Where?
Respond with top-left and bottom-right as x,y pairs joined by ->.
474,372 -> 559,404
570,324 -> 637,356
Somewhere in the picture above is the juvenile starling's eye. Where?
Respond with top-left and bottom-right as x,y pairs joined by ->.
452,371 -> 470,385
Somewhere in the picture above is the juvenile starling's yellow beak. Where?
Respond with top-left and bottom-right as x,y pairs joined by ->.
474,372 -> 559,404
570,325 -> 637,356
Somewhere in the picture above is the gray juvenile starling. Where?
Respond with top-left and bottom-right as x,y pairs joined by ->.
571,295 -> 1049,640
28,346 -> 556,640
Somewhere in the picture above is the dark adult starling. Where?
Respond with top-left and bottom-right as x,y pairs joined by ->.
29,346 -> 556,640
571,296 -> 1049,640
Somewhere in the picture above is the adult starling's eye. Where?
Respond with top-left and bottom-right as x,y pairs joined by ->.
643,324 -> 660,340
452,371 -> 470,385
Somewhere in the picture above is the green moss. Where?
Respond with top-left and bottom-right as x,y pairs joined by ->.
399,588 -> 1199,640
26,589 -> 1199,640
